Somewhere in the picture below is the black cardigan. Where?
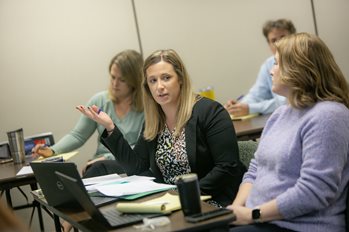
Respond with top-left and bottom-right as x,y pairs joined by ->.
101,97 -> 245,206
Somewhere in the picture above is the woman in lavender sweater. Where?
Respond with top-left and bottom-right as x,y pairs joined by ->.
228,32 -> 349,232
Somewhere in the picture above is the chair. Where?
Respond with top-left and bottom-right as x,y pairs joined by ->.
238,140 -> 258,169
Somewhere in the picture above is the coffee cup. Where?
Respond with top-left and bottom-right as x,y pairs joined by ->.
7,128 -> 25,164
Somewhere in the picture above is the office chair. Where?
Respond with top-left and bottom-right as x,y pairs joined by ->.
238,140 -> 258,169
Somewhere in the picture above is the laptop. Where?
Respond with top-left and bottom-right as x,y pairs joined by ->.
0,142 -> 13,164
30,162 -> 118,207
55,171 -> 161,229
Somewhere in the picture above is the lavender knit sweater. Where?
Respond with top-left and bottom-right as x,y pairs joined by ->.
244,101 -> 349,232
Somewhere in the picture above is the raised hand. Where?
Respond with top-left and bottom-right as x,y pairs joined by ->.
76,105 -> 115,131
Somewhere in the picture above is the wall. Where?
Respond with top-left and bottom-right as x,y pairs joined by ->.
313,0 -> 349,78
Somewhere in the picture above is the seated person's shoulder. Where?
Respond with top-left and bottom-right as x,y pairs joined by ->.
88,90 -> 109,104
195,97 -> 222,111
313,101 -> 349,120
91,90 -> 108,99
193,97 -> 229,123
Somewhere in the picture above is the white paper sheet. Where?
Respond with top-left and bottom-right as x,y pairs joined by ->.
95,179 -> 175,197
85,175 -> 156,192
16,166 -> 33,176
82,173 -> 121,186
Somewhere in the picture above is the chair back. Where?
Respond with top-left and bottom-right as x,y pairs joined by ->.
238,140 -> 258,169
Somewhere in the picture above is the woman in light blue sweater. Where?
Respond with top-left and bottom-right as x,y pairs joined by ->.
228,33 -> 349,232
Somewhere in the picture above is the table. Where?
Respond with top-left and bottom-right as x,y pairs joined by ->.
32,190 -> 235,232
233,114 -> 270,141
0,157 -> 45,231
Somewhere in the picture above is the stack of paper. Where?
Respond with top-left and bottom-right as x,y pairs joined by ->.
85,175 -> 176,198
82,173 -> 121,186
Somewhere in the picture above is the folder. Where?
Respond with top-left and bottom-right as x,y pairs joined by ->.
31,151 -> 79,163
230,113 -> 259,121
115,192 -> 211,214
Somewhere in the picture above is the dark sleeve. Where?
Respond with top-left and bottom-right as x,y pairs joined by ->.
100,125 -> 150,176
196,99 -> 244,204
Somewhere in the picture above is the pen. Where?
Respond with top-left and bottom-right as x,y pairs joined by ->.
38,144 -> 49,150
236,95 -> 244,102
31,144 -> 48,155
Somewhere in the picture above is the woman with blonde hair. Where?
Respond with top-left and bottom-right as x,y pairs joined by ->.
77,49 -> 245,206
228,33 -> 349,232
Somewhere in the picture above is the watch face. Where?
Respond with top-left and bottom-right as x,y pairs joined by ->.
252,208 -> 261,220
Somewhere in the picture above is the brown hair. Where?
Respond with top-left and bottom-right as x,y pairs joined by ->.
108,49 -> 144,112
142,49 -> 196,140
263,19 -> 296,41
275,32 -> 349,108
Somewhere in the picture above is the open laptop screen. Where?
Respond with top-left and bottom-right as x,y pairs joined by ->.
0,142 -> 10,159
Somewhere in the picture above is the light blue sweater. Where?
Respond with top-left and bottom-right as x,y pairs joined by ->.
244,101 -> 349,232
241,56 -> 286,114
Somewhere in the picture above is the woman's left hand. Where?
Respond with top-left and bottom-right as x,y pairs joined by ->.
226,205 -> 253,225
76,105 -> 114,131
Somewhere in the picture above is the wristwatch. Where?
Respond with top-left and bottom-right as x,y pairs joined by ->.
252,208 -> 261,223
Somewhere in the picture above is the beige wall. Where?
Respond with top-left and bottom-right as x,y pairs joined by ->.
0,0 -> 140,168
313,0 -> 349,78
135,0 -> 315,103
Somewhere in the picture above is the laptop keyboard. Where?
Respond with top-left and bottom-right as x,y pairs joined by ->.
90,196 -> 118,207
102,208 -> 158,228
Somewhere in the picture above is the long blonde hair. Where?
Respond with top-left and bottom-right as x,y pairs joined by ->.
142,49 -> 196,140
108,49 -> 144,112
275,32 -> 349,108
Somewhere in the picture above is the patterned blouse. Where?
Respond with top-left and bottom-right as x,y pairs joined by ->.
155,125 -> 191,184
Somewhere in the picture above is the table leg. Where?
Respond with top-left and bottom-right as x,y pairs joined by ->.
53,214 -> 62,232
5,189 -> 13,207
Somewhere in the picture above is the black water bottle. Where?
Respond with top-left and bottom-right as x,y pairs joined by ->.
175,173 -> 202,216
